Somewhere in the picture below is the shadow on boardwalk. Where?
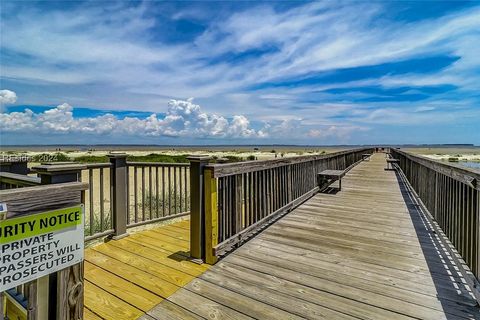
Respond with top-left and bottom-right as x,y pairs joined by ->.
395,170 -> 479,319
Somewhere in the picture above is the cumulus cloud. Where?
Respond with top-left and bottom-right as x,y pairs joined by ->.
0,99 -> 262,138
307,126 -> 367,140
0,99 -> 369,142
0,90 -> 17,104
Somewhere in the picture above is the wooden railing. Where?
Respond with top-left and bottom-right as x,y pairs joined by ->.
191,148 -> 374,264
391,149 -> 480,301
0,155 -> 192,241
126,162 -> 190,227
79,163 -> 114,239
0,172 -> 41,189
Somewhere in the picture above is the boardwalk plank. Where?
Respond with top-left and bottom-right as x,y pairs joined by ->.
85,248 -> 179,298
84,261 -> 162,312
167,288 -> 255,320
84,281 -> 143,320
106,240 -> 206,277
204,262 -> 422,320
195,273 -> 358,320
91,245 -> 193,287
84,308 -> 103,320
184,277 -> 305,320
146,300 -> 205,320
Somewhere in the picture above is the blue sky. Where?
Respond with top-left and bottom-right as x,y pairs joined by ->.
1,1 -> 479,145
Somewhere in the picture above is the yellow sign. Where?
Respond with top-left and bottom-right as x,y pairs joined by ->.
0,205 -> 84,291
0,206 -> 82,244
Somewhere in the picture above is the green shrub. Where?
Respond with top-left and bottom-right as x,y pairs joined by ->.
85,210 -> 112,236
140,188 -> 190,217
448,157 -> 459,162
32,152 -> 70,162
127,153 -> 189,163
224,155 -> 244,162
74,155 -> 109,163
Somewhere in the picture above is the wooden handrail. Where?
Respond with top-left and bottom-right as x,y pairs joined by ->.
126,161 -> 189,167
205,147 -> 373,178
0,172 -> 41,188
392,149 -> 479,190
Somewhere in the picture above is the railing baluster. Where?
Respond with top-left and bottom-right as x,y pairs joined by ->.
134,167 -> 138,223
156,167 -> 159,218
149,166 -> 153,220
174,167 -> 178,214
100,168 -> 104,232
168,166 -> 172,215
142,166 -> 145,221
89,168 -> 94,235
126,166 -> 130,224
179,166 -> 183,213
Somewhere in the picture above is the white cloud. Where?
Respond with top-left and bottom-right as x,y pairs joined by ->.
0,99 -> 368,141
0,90 -> 17,104
0,99 -> 261,139
308,126 -> 368,140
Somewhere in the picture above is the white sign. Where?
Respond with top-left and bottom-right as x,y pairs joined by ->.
0,205 -> 84,291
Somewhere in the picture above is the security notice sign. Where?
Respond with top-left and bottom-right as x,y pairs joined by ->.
0,205 -> 84,291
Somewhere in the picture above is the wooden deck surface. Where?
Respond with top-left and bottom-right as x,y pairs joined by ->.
142,153 -> 480,320
83,220 -> 209,320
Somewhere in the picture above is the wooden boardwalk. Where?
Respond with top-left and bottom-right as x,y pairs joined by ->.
83,220 -> 209,319
142,154 -> 480,320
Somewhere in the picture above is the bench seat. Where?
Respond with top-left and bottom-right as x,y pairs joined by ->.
318,169 -> 346,191
385,158 -> 400,170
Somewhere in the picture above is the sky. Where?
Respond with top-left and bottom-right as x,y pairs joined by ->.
1,1 -> 479,145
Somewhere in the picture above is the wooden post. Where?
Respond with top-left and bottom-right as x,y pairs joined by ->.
187,155 -> 211,261
204,168 -> 218,265
32,164 -> 86,320
234,175 -> 242,234
107,153 -> 128,239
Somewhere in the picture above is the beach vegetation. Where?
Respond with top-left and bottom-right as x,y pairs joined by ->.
141,188 -> 190,217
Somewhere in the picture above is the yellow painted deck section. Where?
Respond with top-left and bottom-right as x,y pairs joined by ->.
84,220 -> 209,320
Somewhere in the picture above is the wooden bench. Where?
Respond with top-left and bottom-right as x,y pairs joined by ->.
362,153 -> 372,161
385,158 -> 400,170
318,169 -> 346,191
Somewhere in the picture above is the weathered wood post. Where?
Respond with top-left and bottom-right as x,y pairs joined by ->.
187,155 -> 210,262
476,186 -> 480,281
33,163 -> 86,320
108,153 -> 128,239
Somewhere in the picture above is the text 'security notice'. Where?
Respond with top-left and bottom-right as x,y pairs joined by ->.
0,205 -> 84,291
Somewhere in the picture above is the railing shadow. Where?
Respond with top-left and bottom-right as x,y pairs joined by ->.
321,186 -> 340,194
394,170 -> 479,319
